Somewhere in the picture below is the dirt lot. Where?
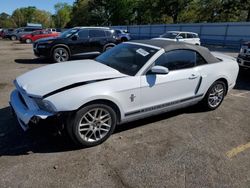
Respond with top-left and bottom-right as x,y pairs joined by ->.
0,40 -> 250,188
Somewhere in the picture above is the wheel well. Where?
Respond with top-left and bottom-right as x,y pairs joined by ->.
51,45 -> 71,57
79,99 -> 121,123
216,78 -> 228,95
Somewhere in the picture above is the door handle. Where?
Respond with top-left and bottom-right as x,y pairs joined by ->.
189,74 -> 199,79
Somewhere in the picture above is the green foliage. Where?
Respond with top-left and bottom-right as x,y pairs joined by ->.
11,6 -> 52,27
1,0 -> 250,29
0,13 -> 16,28
54,3 -> 72,28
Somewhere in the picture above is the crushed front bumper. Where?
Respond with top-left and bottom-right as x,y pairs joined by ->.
10,89 -> 55,131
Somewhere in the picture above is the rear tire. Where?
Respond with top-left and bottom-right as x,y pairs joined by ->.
11,35 -> 17,41
66,104 -> 117,147
201,80 -> 226,110
53,47 -> 69,63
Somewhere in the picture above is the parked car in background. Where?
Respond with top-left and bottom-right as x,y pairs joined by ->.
114,29 -> 131,42
33,27 -> 120,63
155,31 -> 201,45
237,42 -> 250,68
47,28 -> 58,33
20,30 -> 60,43
0,30 -> 4,38
10,40 -> 239,147
1,28 -> 15,38
5,26 -> 42,40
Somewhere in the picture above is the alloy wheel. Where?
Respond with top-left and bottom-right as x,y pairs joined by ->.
54,48 -> 68,62
78,108 -> 112,143
208,83 -> 225,108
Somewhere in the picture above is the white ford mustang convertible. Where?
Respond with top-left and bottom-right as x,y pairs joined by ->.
10,40 -> 239,146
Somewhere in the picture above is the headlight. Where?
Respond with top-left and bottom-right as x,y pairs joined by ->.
33,98 -> 56,112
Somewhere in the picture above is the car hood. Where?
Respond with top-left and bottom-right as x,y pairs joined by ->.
16,60 -> 127,97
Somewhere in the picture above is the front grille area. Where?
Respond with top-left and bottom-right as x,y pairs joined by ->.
238,55 -> 250,61
18,92 -> 28,108
244,61 -> 250,66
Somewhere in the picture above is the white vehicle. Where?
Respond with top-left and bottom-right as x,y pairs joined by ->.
155,31 -> 201,45
10,40 -> 238,147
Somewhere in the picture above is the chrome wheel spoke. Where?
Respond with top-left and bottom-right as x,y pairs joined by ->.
102,117 -> 111,123
102,123 -> 111,128
87,112 -> 95,121
100,127 -> 109,132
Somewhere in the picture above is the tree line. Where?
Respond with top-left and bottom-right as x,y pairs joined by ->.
1,0 -> 250,28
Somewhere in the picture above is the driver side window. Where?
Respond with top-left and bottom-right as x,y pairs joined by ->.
178,33 -> 186,38
155,50 -> 196,71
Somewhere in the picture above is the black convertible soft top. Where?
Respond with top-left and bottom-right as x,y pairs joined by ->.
131,39 -> 220,64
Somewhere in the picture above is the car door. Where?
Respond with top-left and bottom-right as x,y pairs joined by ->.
89,29 -> 107,52
140,50 -> 201,110
33,31 -> 44,41
70,29 -> 90,55
176,33 -> 186,42
186,33 -> 196,44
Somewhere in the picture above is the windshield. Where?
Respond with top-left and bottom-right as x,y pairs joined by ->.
95,43 -> 158,76
60,28 -> 79,38
161,32 -> 178,39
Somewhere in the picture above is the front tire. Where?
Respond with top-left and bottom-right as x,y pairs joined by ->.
202,81 -> 226,110
66,104 -> 117,147
53,47 -> 69,63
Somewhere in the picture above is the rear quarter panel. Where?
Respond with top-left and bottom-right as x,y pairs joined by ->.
196,53 -> 239,95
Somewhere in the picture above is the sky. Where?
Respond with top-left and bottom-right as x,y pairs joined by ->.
0,0 -> 75,15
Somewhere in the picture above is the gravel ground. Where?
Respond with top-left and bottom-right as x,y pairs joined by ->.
0,40 -> 250,188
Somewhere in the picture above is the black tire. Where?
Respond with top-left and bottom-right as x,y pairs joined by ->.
53,47 -> 69,63
66,104 -> 117,147
201,80 -> 226,110
11,35 -> 17,41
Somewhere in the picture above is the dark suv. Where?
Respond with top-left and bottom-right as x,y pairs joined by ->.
33,27 -> 120,63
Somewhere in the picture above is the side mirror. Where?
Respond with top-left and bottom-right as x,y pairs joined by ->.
150,65 -> 169,74
71,35 -> 78,41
